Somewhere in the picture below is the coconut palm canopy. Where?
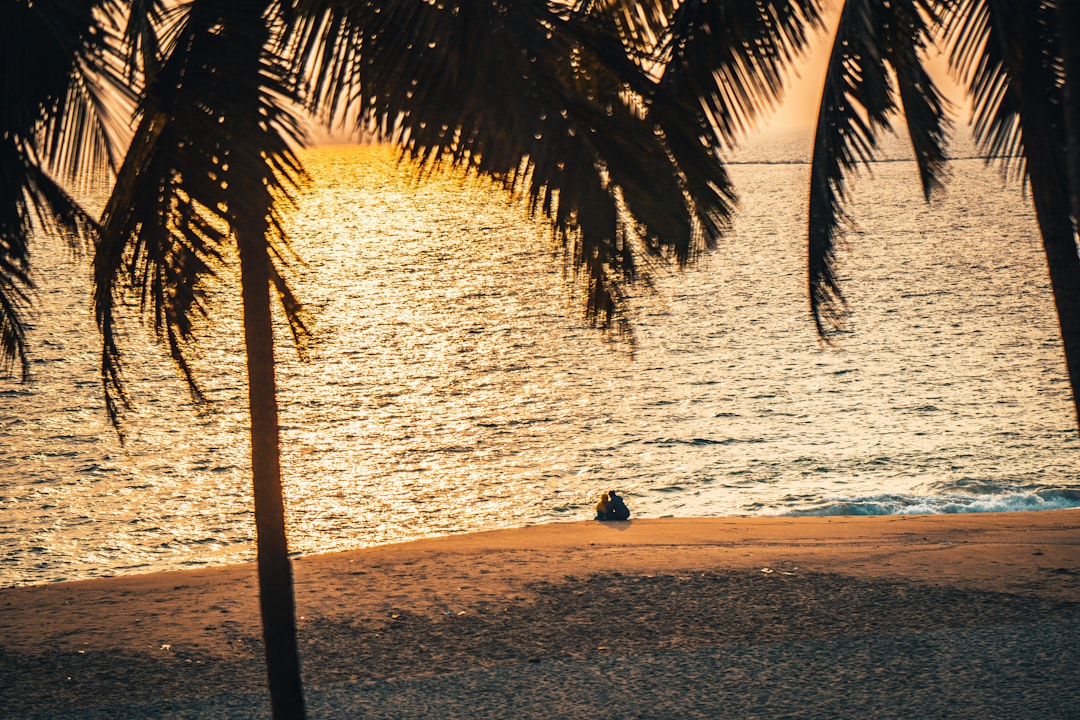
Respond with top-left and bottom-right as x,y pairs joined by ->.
94,0 -> 823,422
5,0 -> 826,396
7,0 -> 1079,718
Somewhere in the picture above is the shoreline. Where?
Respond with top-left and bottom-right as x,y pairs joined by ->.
3,510 -> 1079,718
7,500 -> 1080,591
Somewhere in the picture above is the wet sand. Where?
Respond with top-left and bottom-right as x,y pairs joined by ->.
2,510 -> 1079,718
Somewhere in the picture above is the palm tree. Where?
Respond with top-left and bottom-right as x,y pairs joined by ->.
96,3 -> 311,716
805,0 -> 1080,428
88,1 -> 826,717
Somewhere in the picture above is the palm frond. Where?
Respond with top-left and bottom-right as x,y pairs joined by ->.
553,8 -> 737,265
0,140 -> 34,380
0,276 -> 31,381
97,0 -> 310,427
887,1 -> 951,201
942,0 -> 1026,179
660,0 -> 824,146
282,0 -> 364,129
33,0 -> 131,189
944,1 -> 1072,188
120,0 -> 177,82
946,1 -> 1080,427
288,0 -> 741,333
808,0 -> 949,337
0,0 -> 128,377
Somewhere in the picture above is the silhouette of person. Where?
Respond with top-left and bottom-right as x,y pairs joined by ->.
595,492 -> 611,520
605,490 -> 630,521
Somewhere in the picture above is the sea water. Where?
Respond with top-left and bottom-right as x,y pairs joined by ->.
2,130 -> 1078,587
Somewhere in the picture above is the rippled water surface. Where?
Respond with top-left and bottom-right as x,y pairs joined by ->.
2,134 -> 1078,586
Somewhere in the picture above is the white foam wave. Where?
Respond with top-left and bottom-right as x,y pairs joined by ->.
778,489 -> 1080,517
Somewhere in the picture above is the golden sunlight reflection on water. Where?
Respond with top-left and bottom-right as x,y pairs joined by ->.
2,136 -> 1078,586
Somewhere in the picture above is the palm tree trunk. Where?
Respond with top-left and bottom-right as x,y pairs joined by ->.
238,230 -> 307,719
227,3 -> 306,714
1030,175 -> 1080,430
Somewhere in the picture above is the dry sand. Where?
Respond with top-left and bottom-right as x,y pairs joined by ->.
2,510 -> 1079,718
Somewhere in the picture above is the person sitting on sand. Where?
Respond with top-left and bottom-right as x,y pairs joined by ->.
605,490 -> 630,521
595,492 -> 611,520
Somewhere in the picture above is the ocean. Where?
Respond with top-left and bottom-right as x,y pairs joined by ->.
2,130 -> 1078,587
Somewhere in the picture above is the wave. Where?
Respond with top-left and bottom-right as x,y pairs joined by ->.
645,436 -> 765,446
777,488 -> 1080,517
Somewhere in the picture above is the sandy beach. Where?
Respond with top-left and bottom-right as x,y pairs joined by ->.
2,510 -> 1079,718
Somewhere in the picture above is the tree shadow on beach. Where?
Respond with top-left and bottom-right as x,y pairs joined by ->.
6,569 -> 1079,718
299,568 -> 1080,685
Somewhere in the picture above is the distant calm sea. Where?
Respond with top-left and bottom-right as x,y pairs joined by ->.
2,129 -> 1078,587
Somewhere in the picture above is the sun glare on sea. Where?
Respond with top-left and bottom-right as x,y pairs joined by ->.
271,144 -> 601,547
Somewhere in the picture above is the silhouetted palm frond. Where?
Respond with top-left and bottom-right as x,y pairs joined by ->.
0,0 -> 128,378
119,0 -> 177,82
646,0 -> 827,274
808,0 -> 949,337
660,0 -> 823,144
943,0 -> 1027,178
288,0 -> 820,333
944,1 -> 1070,185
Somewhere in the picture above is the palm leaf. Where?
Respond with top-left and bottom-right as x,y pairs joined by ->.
0,0 -> 128,378
0,137 -> 34,379
286,0 -> 746,333
945,0 -> 1080,426
659,0 -> 824,145
888,2 -> 951,201
119,0 -> 181,82
808,0 -> 949,337
942,0 -> 1026,178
